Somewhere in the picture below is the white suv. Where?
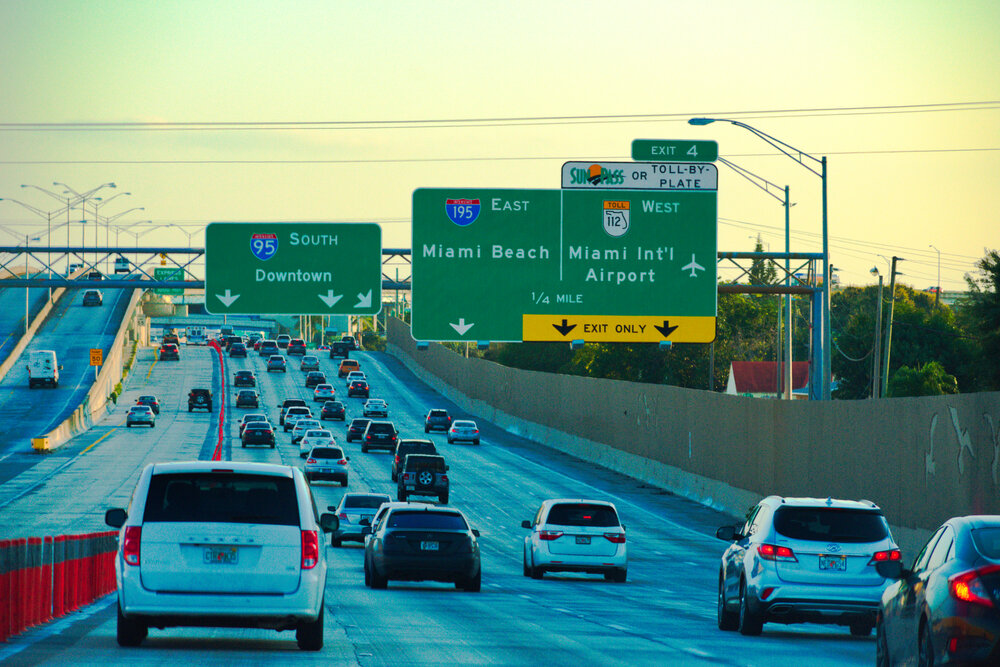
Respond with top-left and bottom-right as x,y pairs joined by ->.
104,461 -> 338,650
715,496 -> 899,637
522,499 -> 627,582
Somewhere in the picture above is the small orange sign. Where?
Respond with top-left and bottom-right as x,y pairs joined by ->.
90,349 -> 103,366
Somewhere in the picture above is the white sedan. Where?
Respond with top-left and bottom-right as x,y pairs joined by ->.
362,399 -> 388,418
299,428 -> 337,458
292,419 -> 322,444
447,419 -> 480,445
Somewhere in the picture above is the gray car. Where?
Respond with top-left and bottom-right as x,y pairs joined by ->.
329,493 -> 392,547
126,405 -> 156,428
397,454 -> 449,504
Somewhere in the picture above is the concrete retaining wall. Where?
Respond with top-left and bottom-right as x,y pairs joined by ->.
388,318 -> 1000,557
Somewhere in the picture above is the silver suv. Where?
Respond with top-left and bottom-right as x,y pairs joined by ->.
104,461 -> 338,650
716,496 -> 899,637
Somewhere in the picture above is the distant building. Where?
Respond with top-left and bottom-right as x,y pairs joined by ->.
726,361 -> 811,399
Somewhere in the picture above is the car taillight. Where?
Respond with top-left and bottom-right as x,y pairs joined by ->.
949,566 -> 1000,607
123,526 -> 141,566
603,532 -> 626,543
441,475 -> 449,483
307,458 -> 317,464
869,549 -> 902,565
338,512 -> 348,520
301,530 -> 319,569
757,544 -> 797,562
539,530 -> 563,541
403,473 -> 412,482
366,435 -> 372,441
337,459 -> 347,465
394,455 -> 400,465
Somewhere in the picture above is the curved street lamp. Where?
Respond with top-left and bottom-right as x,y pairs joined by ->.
689,117 -> 831,400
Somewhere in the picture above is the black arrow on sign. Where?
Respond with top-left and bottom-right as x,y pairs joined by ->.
654,320 -> 679,338
552,319 -> 577,336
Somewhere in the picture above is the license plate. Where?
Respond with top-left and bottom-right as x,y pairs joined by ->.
321,468 -> 331,473
406,485 -> 415,490
575,536 -> 591,545
819,554 -> 846,571
204,546 -> 238,564
421,541 -> 439,551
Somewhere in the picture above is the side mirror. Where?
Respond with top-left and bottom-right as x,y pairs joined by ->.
58,365 -> 64,370
319,513 -> 339,533
876,560 -> 906,580
521,520 -> 532,529
327,505 -> 337,512
472,529 -> 480,537
359,517 -> 371,526
345,456 -> 351,461
105,508 -> 127,528
716,525 -> 739,542
445,465 -> 450,471
361,526 -> 372,536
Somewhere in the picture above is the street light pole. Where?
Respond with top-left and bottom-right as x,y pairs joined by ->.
929,244 -> 941,306
690,117 -> 831,400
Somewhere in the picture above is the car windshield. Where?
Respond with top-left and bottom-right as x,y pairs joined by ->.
344,495 -> 390,509
773,507 -> 890,543
547,503 -> 620,527
388,511 -> 467,530
143,473 -> 299,525
310,447 -> 343,458
971,526 -> 1000,559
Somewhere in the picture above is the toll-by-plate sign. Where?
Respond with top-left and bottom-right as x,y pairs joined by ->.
562,162 -> 718,191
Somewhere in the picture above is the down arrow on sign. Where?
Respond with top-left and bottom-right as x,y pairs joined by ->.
552,319 -> 577,336
654,320 -> 679,338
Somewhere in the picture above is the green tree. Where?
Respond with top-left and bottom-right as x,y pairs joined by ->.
747,235 -> 778,286
958,249 -> 1000,390
887,361 -> 958,397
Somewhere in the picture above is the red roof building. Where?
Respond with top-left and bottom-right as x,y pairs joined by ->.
726,361 -> 811,398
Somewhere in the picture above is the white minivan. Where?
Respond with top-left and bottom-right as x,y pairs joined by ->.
105,461 -> 339,650
27,350 -> 61,388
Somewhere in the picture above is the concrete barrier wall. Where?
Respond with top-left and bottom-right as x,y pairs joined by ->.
389,318 -> 1000,543
34,289 -> 144,451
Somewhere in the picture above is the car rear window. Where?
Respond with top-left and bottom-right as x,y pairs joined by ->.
405,455 -> 445,471
368,423 -> 395,433
143,473 -> 299,526
972,527 -> 1000,559
351,419 -> 370,428
429,410 -> 448,417
344,495 -> 390,509
773,507 -> 889,543
454,420 -> 476,427
400,442 -> 436,455
388,511 -> 467,530
306,430 -> 330,438
310,447 -> 343,459
547,503 -> 620,527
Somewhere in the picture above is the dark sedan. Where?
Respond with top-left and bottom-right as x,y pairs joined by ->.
363,505 -> 480,591
235,389 -> 259,408
347,379 -> 369,398
321,400 -> 346,421
233,370 -> 256,387
135,395 -> 160,415
305,371 -> 327,388
229,342 -> 248,358
877,515 -> 1000,666
345,418 -> 370,443
241,423 -> 275,448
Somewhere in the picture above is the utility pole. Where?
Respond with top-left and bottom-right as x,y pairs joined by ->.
880,256 -> 904,398
870,268 -> 884,398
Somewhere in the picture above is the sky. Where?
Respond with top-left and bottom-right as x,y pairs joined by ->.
0,0 -> 997,294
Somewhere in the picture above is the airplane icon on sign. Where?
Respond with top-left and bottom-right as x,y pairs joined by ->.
682,254 -> 705,277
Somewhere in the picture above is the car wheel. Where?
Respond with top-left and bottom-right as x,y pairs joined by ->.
605,568 -> 626,583
440,493 -> 449,504
876,617 -> 891,667
126,423 -> 131,428
919,621 -> 933,667
341,478 -> 348,487
424,426 -> 429,433
241,442 -> 246,448
473,439 -> 480,446
362,446 -> 368,453
447,438 -> 453,444
364,558 -> 371,587
331,537 -> 342,548
397,491 -> 406,501
270,443 -> 275,449
116,601 -> 147,647
523,551 -> 531,577
461,568 -> 481,592
737,580 -> 763,636
850,620 -> 873,637
717,574 -> 738,631
370,564 -> 387,589
295,601 -> 323,651
188,407 -> 192,412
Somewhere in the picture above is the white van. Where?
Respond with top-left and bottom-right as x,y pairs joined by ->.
186,326 -> 207,346
27,350 -> 62,388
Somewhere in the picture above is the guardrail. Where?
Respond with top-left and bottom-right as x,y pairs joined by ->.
0,531 -> 117,643
209,340 -> 226,461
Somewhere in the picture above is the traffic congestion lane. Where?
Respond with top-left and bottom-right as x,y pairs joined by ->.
0,344 -> 219,537
1,344 -> 876,665
0,285 -> 134,465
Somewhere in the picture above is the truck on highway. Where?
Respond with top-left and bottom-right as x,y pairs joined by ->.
27,350 -> 62,388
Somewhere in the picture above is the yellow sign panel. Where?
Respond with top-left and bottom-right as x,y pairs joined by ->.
522,314 -> 716,343
90,348 -> 103,366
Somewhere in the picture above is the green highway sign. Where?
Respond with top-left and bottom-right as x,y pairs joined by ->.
153,267 -> 184,295
631,139 -> 718,162
562,161 -> 718,190
205,222 -> 382,315
411,189 -> 717,343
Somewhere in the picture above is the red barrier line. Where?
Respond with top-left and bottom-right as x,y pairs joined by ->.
210,341 -> 226,461
1,538 -> 10,643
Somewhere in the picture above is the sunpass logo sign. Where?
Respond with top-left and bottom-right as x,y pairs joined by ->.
445,198 -> 480,226
250,233 -> 278,261
568,163 -> 625,186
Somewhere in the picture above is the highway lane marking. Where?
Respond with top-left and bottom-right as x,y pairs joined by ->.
146,355 -> 158,380
81,426 -> 121,454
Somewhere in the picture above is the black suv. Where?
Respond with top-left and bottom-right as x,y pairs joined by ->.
329,342 -> 350,359
159,343 -> 180,361
188,388 -> 213,412
305,371 -> 327,388
233,370 -> 256,387
397,454 -> 449,504
361,421 -> 398,453
424,409 -> 452,433
288,339 -> 307,355
345,418 -> 371,442
229,342 -> 248,358
258,340 -> 279,357
392,439 -> 438,482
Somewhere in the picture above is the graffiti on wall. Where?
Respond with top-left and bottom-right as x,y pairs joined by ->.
926,407 -> 1000,484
